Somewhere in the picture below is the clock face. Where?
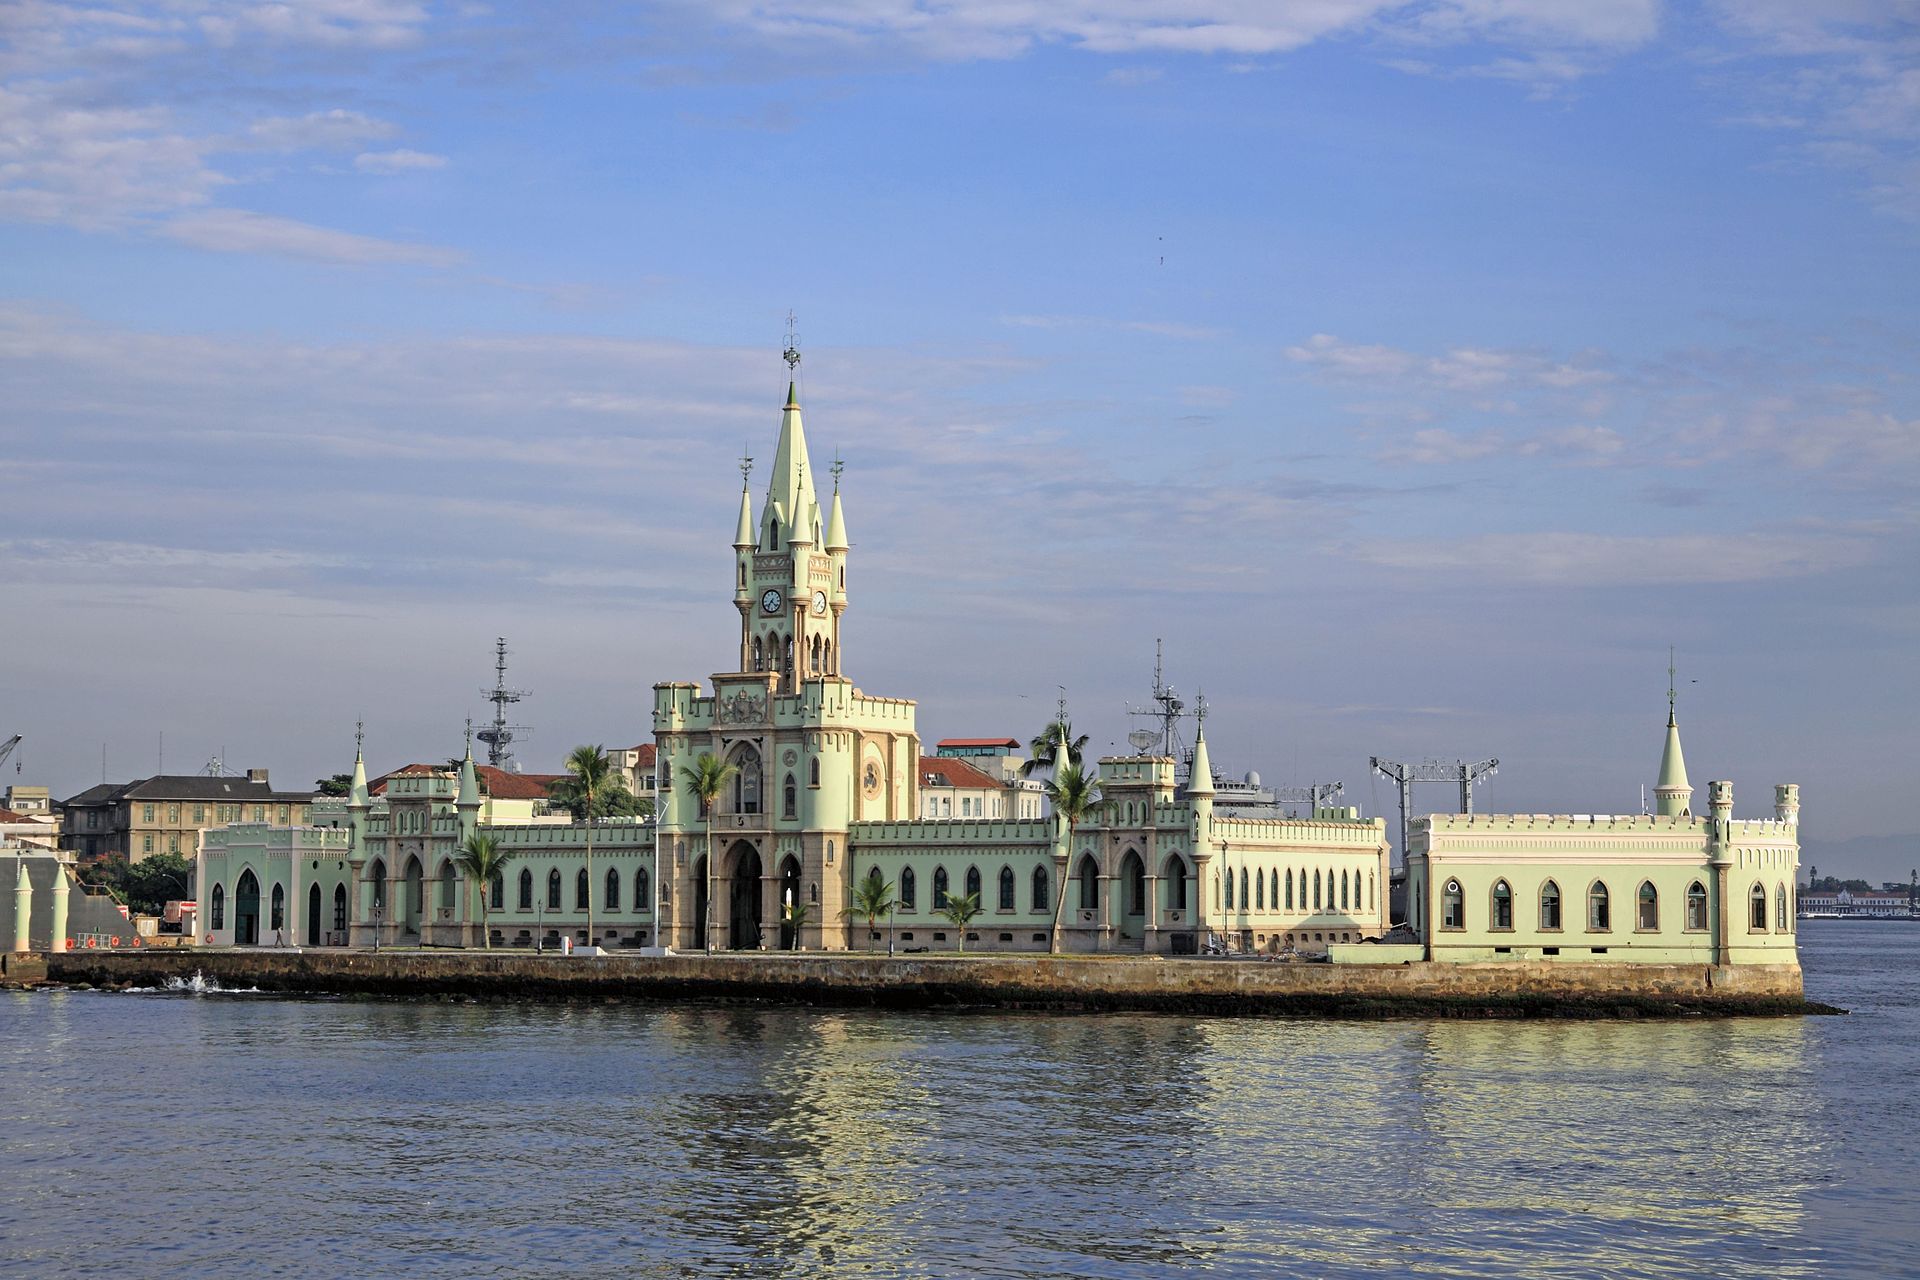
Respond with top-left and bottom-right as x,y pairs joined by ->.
811,590 -> 828,615
760,589 -> 783,615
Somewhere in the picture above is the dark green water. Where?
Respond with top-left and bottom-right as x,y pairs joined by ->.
1,923 -> 1913,1278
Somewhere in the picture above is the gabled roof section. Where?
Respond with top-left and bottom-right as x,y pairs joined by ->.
918,757 -> 1006,790
369,764 -> 568,802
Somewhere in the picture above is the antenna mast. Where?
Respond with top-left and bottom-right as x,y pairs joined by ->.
1125,639 -> 1191,766
477,637 -> 530,770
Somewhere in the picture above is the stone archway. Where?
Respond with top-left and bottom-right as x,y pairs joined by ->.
1118,850 -> 1146,943
402,856 -> 424,938
728,842 -> 764,950
778,854 -> 803,950
235,869 -> 260,946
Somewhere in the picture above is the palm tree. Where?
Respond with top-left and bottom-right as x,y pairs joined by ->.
841,867 -> 897,952
680,751 -> 739,953
781,898 -> 810,950
1045,762 -> 1102,953
565,745 -> 613,950
453,832 -> 515,950
939,890 -> 983,952
1021,719 -> 1089,779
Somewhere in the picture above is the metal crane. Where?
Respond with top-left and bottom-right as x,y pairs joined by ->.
1370,756 -> 1498,871
0,734 -> 19,774
1271,781 -> 1346,812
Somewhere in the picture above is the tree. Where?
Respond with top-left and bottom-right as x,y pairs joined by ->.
565,745 -> 614,950
1044,762 -> 1103,953
548,774 -> 653,821
841,867 -> 898,952
939,891 -> 983,952
1020,719 -> 1089,779
679,751 -> 739,953
80,854 -> 194,916
315,773 -> 354,798
453,832 -> 515,950
781,898 -> 811,951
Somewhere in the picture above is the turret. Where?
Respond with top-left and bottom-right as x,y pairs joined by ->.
456,739 -> 482,839
1774,783 -> 1800,826
48,865 -> 68,953
1654,710 -> 1692,818
825,485 -> 848,553
1707,779 -> 1734,858
1186,724 -> 1216,846
12,858 -> 32,954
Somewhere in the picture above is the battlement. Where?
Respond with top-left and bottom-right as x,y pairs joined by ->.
1214,814 -> 1386,846
1098,757 -> 1177,789
484,819 -> 654,849
851,819 -> 1053,847
1422,812 -> 1798,837
203,825 -> 352,852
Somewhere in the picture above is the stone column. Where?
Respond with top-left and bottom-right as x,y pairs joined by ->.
1143,872 -> 1160,953
49,866 -> 70,953
12,859 -> 33,953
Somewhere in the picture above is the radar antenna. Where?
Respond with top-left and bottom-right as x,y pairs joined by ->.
477,637 -> 530,770
1125,639 -> 1191,764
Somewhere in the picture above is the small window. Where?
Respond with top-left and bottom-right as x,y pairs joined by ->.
809,758 -> 820,788
1285,868 -> 1294,911
518,868 -> 534,909
901,866 -> 917,910
1637,881 -> 1659,931
998,866 -> 1015,911
933,866 -> 950,910
1031,865 -> 1048,912
606,867 -> 621,912
1750,882 -> 1768,931
1686,881 -> 1709,932
548,869 -> 562,910
490,872 -> 504,910
1441,878 -> 1464,930
211,883 -> 226,929
783,774 -> 797,820
1255,870 -> 1265,911
1238,868 -> 1249,909
636,868 -> 650,910
1490,879 -> 1513,930
577,868 -> 590,911
1776,882 -> 1788,932
1588,881 -> 1611,932
1539,880 -> 1562,931
1224,867 -> 1235,910
965,866 -> 982,902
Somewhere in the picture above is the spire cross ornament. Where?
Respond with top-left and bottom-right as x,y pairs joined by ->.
1668,645 -> 1677,726
464,717 -> 474,751
783,311 -> 801,372
355,719 -> 364,754
1196,691 -> 1209,726
739,444 -> 754,487
830,453 -> 845,487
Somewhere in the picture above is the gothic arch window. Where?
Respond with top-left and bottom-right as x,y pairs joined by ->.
825,639 -> 835,675
1440,878 -> 1464,930
1285,869 -> 1294,911
1079,856 -> 1099,910
751,635 -> 764,672
900,866 -> 917,910
1255,868 -> 1265,911
1341,870 -> 1350,912
519,868 -> 533,909
1165,856 -> 1188,912
606,867 -> 621,912
1749,882 -> 1768,931
271,883 -> 285,930
1224,866 -> 1234,910
211,883 -> 225,930
1539,879 -> 1562,930
1683,881 -> 1709,931
1490,879 -> 1513,930
636,868 -> 650,910
369,859 -> 387,913
1588,881 -> 1611,932
1637,881 -> 1660,931
783,773 -> 797,819
548,868 -> 562,910
809,757 -> 820,788
1269,870 -> 1279,910
1239,868 -> 1249,911
783,634 -> 794,683
1031,864 -> 1049,912
965,865 -> 982,903
1369,871 -> 1376,911
1776,882 -> 1789,932
732,745 -> 762,815
439,863 -> 456,913
490,871 -> 504,910
1313,869 -> 1323,912
333,883 -> 347,932
998,866 -> 1015,911
576,868 -> 590,911
933,866 -> 950,910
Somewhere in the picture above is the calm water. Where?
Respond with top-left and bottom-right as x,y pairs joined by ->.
2,925 -> 1916,1279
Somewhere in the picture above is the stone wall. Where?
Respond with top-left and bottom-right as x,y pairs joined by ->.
41,950 -> 1817,1017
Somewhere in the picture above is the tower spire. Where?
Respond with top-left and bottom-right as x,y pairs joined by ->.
1655,648 -> 1693,818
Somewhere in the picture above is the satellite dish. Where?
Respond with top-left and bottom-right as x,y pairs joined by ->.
1127,730 -> 1157,755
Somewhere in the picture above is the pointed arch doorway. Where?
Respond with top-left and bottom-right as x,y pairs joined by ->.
307,882 -> 322,947
234,869 -> 260,946
728,842 -> 763,950
778,854 -> 803,949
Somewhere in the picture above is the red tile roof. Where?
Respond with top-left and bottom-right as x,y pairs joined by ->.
368,765 -> 570,802
937,738 -> 1022,750
622,744 -> 657,765
918,756 -> 1005,790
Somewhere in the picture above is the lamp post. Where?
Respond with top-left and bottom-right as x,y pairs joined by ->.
371,903 -> 382,954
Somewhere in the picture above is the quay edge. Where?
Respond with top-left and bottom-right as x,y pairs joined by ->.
30,951 -> 1833,1018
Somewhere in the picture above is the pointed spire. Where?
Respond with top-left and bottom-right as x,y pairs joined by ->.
826,454 -> 848,551
457,729 -> 481,809
348,720 -> 369,808
1654,655 -> 1692,818
734,482 -> 755,548
1186,723 -> 1216,796
762,385 -> 819,551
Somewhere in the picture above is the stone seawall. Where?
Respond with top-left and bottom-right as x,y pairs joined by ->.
39,950 -> 1822,1017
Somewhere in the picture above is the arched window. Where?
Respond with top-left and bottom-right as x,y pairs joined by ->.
333,883 -> 347,932
439,863 -> 456,912
1269,870 -> 1279,911
783,773 -> 797,820
369,859 -> 386,912
1313,869 -> 1322,912
965,865 -> 982,903
635,868 -> 650,911
1588,881 -> 1610,931
933,866 -> 950,910
519,868 -> 534,909
809,757 -> 820,787
211,883 -> 226,929
490,871 -> 504,910
900,866 -> 917,909
606,867 -> 621,912
1238,868 -> 1249,910
1750,882 -> 1768,931
1079,856 -> 1099,910
271,883 -> 285,930
1440,878 -> 1464,930
1126,856 -> 1146,915
1166,857 -> 1188,911
998,866 -> 1015,911
1255,869 -> 1265,911
732,745 -> 762,814
751,635 -> 763,672
1032,864 -> 1049,912
1776,882 -> 1788,932
1682,881 -> 1707,931
1490,879 -> 1513,930
1341,870 -> 1351,912
1369,871 -> 1376,911
1637,881 -> 1659,931
1539,880 -> 1562,930
1284,869 -> 1293,911
576,868 -> 590,911
547,868 -> 562,910
1224,867 -> 1234,910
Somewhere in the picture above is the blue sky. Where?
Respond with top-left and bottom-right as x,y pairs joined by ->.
3,2 -> 1917,873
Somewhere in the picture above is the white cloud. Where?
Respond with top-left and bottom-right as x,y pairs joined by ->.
161,209 -> 462,266
353,148 -> 448,173
1346,530 -> 1873,585
247,110 -> 398,152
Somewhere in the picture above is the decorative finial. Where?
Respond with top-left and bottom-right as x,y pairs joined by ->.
355,718 -> 365,754
464,717 -> 474,751
783,310 -> 801,372
831,452 -> 845,488
739,443 -> 754,487
1667,645 -> 1677,727
1196,691 -> 1209,726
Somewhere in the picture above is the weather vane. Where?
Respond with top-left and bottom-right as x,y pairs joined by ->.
464,717 -> 474,751
783,310 -> 801,372
830,451 -> 845,486
739,442 -> 754,486
1668,645 -> 1677,723
355,718 -> 364,753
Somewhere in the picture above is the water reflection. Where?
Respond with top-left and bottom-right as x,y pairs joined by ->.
0,952 -> 1890,1280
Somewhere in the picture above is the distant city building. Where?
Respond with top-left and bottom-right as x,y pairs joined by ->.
62,770 -> 315,863
1796,888 -> 1914,919
609,743 -> 658,809
917,755 -> 1041,821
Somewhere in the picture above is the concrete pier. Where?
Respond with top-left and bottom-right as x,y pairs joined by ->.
34,950 -> 1822,1017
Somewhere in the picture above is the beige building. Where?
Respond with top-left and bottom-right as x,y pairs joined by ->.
917,755 -> 1042,820
62,770 -> 316,863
